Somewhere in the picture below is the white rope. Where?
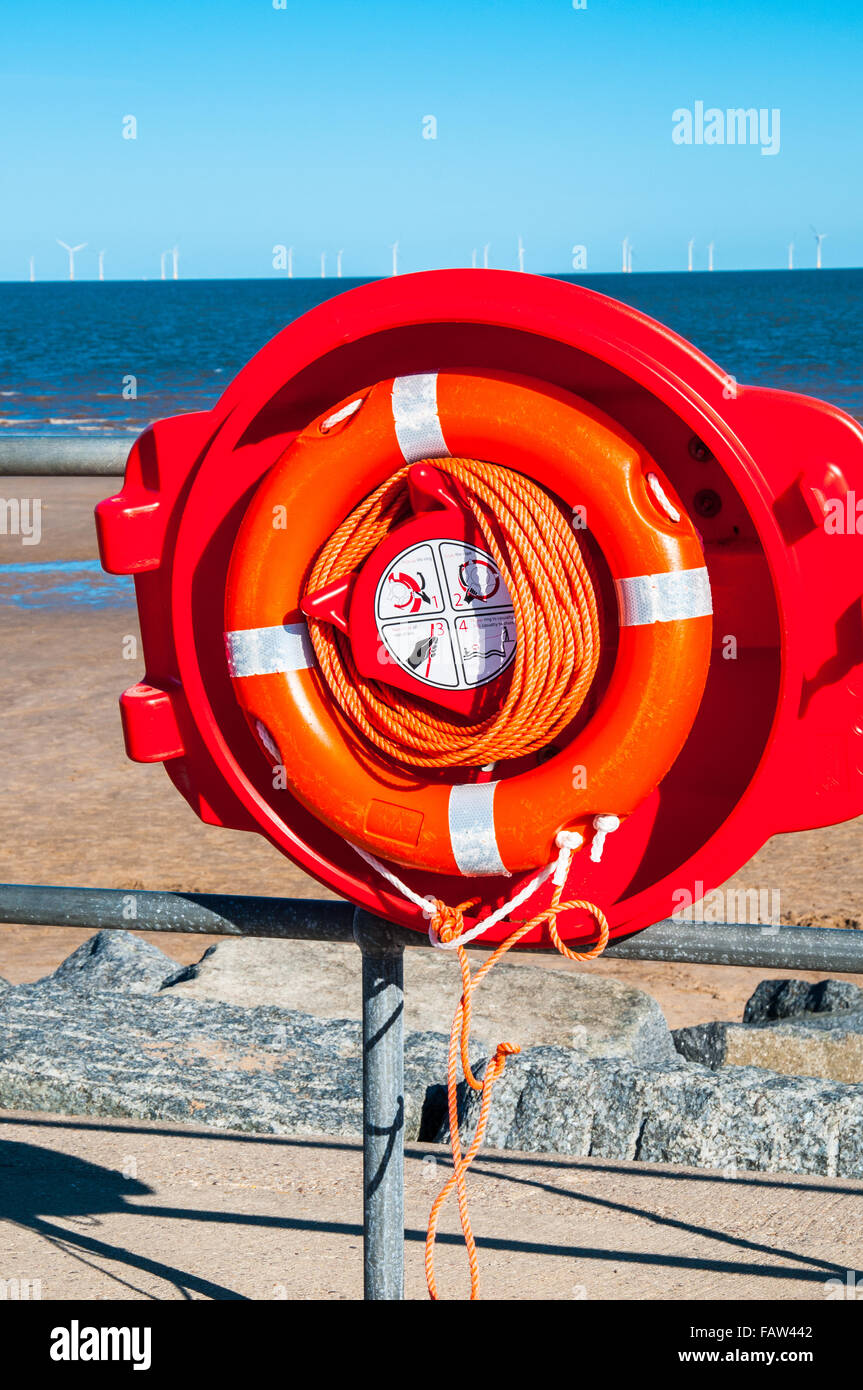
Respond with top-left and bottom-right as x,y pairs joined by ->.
430,860 -> 555,950
551,829 -> 583,887
350,844 -> 438,918
590,813 -> 621,863
646,472 -> 681,524
320,397 -> 364,432
350,829 -> 585,951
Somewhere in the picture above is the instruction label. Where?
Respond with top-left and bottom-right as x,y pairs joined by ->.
375,539 -> 516,690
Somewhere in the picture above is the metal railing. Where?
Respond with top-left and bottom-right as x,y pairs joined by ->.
2,883 -> 862,970
0,435 -> 130,476
3,434 -> 863,1300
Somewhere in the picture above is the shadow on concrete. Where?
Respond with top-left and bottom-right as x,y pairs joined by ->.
0,1139 -> 248,1299
1,1124 -> 854,1295
466,1158 -> 849,1285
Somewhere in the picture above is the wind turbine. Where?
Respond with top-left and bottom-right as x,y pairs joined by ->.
287,247 -> 294,278
627,242 -> 634,273
336,249 -> 344,278
57,240 -> 86,281
622,236 -> 630,273
471,248 -> 477,268
391,241 -> 399,276
171,246 -> 179,280
811,226 -> 827,269
320,252 -> 326,278
97,250 -> 106,281
160,251 -> 167,281
28,256 -> 35,283
517,236 -> 525,272
707,241 -> 714,272
788,241 -> 794,270
687,238 -> 695,272
482,243 -> 490,269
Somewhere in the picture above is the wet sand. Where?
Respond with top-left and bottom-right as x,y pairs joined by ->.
1,475 -> 862,1028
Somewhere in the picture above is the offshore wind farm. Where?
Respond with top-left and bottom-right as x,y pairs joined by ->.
22,230 -> 842,282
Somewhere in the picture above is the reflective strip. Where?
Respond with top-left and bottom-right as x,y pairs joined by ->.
391,373 -> 449,462
225,623 -> 316,677
448,782 -> 507,877
615,567 -> 712,626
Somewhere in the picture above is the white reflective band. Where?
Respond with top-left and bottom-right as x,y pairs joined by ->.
615,567 -> 712,626
225,623 -> 316,677
448,782 -> 508,877
391,373 -> 449,462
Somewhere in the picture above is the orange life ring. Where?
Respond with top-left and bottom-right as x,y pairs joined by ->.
225,371 -> 712,877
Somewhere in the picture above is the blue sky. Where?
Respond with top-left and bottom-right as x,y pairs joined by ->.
1,0 -> 861,279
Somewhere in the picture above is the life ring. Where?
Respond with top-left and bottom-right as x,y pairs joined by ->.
224,371 -> 712,877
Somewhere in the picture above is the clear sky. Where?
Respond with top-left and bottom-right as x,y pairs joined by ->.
1,0 -> 861,280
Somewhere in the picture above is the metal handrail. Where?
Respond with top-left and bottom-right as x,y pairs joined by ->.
1,883 -> 861,972
0,435 -> 130,475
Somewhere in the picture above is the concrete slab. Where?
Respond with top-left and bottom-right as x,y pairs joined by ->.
0,1109 -> 860,1301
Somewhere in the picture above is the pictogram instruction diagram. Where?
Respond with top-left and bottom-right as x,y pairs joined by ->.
375,539 -> 517,691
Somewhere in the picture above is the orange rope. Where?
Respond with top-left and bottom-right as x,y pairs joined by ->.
424,886 -> 609,1300
304,457 -> 601,767
303,455 -> 610,1298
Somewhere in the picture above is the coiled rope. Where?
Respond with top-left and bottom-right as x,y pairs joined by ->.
303,456 -> 611,1298
304,457 -> 601,767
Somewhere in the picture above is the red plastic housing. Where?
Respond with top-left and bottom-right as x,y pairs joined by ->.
95,270 -> 863,946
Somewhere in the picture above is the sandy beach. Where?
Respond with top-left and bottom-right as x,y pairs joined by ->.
1,474 -> 861,1028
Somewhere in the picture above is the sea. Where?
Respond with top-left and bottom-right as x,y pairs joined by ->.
1,269 -> 862,609
2,269 -> 863,436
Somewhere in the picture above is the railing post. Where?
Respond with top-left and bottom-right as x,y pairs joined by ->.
353,909 -> 406,1301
